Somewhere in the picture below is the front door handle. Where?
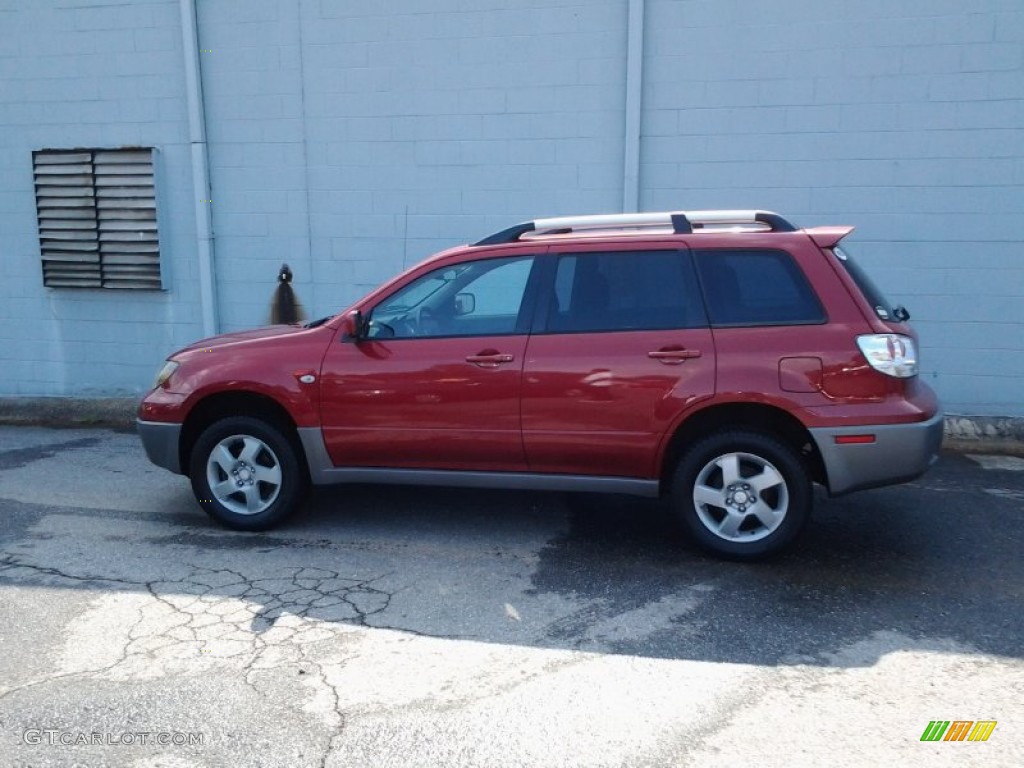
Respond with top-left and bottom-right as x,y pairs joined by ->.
466,351 -> 515,368
648,348 -> 702,364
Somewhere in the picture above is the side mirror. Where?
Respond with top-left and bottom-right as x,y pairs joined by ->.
454,292 -> 475,316
341,310 -> 367,342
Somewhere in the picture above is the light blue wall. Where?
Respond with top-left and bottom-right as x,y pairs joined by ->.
0,0 -> 1021,416
641,0 -> 1024,415
196,0 -> 627,330
0,0 -> 204,395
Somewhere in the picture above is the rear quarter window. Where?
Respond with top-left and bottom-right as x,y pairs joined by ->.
832,245 -> 896,321
694,249 -> 826,326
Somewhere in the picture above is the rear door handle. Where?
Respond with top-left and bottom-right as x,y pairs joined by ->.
648,348 -> 702,364
466,351 -> 515,368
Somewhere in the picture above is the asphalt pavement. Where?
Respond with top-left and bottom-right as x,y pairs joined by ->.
0,425 -> 1021,767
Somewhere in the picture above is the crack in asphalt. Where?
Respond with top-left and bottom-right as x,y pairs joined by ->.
0,550 -> 612,753
0,557 -> 150,702
0,555 -> 397,734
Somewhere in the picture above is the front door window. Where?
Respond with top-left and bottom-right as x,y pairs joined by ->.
369,256 -> 535,339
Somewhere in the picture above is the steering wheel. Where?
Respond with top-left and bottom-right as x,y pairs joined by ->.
395,306 -> 436,337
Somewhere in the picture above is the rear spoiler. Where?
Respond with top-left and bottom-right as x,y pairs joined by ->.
805,226 -> 855,249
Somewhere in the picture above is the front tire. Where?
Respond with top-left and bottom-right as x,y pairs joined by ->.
671,430 -> 811,560
189,416 -> 308,531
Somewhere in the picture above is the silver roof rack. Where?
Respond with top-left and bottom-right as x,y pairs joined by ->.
474,210 -> 797,245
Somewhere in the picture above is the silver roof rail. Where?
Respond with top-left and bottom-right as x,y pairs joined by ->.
473,210 -> 797,245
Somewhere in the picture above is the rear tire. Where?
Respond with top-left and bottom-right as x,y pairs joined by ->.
189,416 -> 307,531
671,430 -> 811,560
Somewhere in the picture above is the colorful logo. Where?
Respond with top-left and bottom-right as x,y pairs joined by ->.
920,721 -> 997,742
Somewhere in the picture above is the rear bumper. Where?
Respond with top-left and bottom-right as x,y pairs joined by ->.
137,419 -> 182,474
810,409 -> 944,495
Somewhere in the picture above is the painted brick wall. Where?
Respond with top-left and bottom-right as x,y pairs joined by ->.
197,0 -> 627,326
1,0 -> 1021,416
195,0 -> 312,331
642,0 -> 1024,415
0,0 -> 203,395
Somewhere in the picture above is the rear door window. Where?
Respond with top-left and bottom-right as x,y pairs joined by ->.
545,250 -> 705,333
694,249 -> 825,326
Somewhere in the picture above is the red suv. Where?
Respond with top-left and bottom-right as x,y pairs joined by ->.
138,210 -> 942,559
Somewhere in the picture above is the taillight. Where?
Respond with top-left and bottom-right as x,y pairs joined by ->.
856,334 -> 918,378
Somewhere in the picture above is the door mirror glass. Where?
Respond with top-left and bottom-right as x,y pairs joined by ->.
454,292 -> 475,316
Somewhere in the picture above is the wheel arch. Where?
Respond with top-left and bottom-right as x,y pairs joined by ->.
179,391 -> 306,479
659,401 -> 826,492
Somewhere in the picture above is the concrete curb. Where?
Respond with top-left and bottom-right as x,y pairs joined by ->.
0,396 -> 138,431
0,398 -> 1021,454
943,414 -> 1024,457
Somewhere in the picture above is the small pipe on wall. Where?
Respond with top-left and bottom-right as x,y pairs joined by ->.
622,0 -> 645,213
179,0 -> 218,336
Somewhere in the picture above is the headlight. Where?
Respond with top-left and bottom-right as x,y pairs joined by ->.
154,360 -> 180,388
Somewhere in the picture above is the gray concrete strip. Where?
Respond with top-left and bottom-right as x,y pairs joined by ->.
0,396 -> 138,430
945,413 -> 1024,455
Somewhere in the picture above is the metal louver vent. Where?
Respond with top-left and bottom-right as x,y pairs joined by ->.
33,148 -> 162,290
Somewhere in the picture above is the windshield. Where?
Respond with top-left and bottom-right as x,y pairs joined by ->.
832,245 -> 898,321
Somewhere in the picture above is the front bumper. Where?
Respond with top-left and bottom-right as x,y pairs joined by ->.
810,409 -> 944,495
137,419 -> 182,474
